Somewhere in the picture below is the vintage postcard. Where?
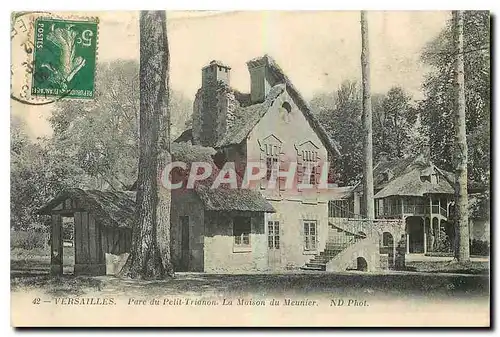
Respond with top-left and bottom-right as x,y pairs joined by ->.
10,10 -> 490,327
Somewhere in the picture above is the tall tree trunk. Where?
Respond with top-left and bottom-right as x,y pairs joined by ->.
360,11 -> 375,219
453,10 -> 470,262
119,11 -> 171,279
156,12 -> 174,277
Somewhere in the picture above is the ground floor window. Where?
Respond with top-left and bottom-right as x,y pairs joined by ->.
268,221 -> 280,249
233,216 -> 251,246
303,220 -> 317,251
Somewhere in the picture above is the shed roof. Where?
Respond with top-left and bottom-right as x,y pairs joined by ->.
195,185 -> 276,212
130,142 -> 275,213
38,188 -> 136,228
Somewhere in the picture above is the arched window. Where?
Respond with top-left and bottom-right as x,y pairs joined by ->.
382,232 -> 394,247
279,102 -> 292,124
282,101 -> 292,113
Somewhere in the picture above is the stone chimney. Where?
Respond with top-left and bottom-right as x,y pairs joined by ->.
202,60 -> 230,87
192,60 -> 237,147
247,56 -> 272,104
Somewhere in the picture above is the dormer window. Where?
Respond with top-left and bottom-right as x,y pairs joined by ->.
420,167 -> 439,184
259,135 -> 283,190
302,150 -> 319,185
431,173 -> 439,184
279,102 -> 292,123
282,102 -> 291,113
265,146 -> 279,181
382,169 -> 394,182
295,141 -> 321,188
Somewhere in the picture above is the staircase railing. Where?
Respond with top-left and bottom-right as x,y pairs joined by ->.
328,229 -> 364,247
328,200 -> 364,220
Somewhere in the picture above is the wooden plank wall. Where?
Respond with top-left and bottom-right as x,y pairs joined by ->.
50,214 -> 63,275
88,214 -> 98,264
74,211 -> 132,265
74,211 -> 103,265
74,212 -> 82,264
100,227 -> 132,256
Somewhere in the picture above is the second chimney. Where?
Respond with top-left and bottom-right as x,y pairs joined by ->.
247,56 -> 272,103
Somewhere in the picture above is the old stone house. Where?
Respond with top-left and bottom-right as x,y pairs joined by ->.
172,55 -> 375,273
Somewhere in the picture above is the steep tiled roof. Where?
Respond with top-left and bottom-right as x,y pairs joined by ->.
215,55 -> 341,156
215,84 -> 286,148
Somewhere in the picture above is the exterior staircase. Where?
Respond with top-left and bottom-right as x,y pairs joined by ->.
301,202 -> 404,272
301,222 -> 367,271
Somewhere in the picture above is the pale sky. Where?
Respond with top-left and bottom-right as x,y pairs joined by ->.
12,10 -> 449,138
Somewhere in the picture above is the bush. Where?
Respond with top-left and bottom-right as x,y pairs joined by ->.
11,230 -> 48,250
435,227 -> 451,253
470,239 -> 490,256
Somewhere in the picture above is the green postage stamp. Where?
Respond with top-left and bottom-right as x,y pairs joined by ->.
31,17 -> 98,99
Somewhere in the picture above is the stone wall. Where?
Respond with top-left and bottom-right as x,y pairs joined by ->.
266,201 -> 329,271
170,190 -> 205,272
192,89 -> 203,145
203,211 -> 267,273
326,234 -> 381,272
246,87 -> 330,202
192,75 -> 239,147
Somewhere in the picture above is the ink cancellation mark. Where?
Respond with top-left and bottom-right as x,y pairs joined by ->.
31,17 -> 98,99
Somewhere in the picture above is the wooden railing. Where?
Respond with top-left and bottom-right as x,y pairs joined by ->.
363,204 -> 448,218
328,201 -> 363,220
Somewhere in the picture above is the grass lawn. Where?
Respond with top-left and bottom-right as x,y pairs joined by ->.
11,247 -> 489,300
11,271 -> 490,300
406,260 -> 489,275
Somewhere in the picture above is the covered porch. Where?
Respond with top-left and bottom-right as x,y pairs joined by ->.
404,214 -> 454,254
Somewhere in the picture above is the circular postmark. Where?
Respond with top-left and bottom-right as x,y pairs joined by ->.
11,11 -> 98,105
11,11 -> 53,105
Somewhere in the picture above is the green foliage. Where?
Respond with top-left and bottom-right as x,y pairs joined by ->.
435,226 -> 451,253
48,60 -> 193,191
419,11 -> 490,184
10,60 -> 193,230
419,10 -> 490,217
48,60 -> 141,190
470,239 -> 489,256
312,81 -> 416,186
10,116 -> 82,230
11,230 -> 48,250
373,87 -> 417,160
313,80 -> 363,186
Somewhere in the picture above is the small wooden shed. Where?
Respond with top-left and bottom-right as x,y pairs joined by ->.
38,188 -> 135,276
